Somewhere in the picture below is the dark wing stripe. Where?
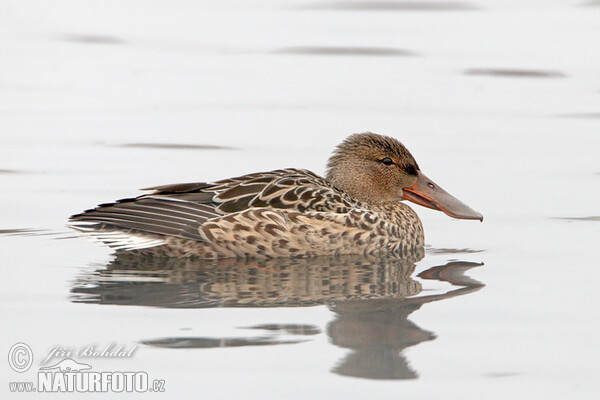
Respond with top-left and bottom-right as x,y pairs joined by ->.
215,183 -> 268,200
181,225 -> 206,241
74,213 -> 203,241
260,183 -> 288,198
147,192 -> 216,203
80,208 -> 194,228
69,198 -> 220,241
140,182 -> 211,193
216,195 -> 257,213
74,211 -> 187,230
73,200 -> 217,225
143,199 -> 221,218
121,199 -> 220,220
103,203 -> 201,222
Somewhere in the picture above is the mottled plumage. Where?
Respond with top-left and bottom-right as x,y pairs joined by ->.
71,252 -> 425,308
70,132 -> 482,258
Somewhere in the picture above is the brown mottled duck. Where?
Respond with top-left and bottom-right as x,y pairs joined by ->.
69,132 -> 482,258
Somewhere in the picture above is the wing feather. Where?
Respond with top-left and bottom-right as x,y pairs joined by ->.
69,168 -> 359,252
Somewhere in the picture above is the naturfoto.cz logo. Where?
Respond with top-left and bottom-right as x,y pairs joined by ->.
8,342 -> 165,393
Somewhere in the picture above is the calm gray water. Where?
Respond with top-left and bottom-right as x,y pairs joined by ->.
1,1 -> 599,398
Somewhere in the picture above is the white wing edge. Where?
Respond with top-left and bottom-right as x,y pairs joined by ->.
69,222 -> 167,251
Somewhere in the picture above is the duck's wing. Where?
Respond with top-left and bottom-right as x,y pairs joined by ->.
69,168 -> 356,251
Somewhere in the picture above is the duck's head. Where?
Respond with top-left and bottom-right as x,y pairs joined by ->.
326,132 -> 483,221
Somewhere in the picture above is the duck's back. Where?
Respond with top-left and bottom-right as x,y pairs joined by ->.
70,169 -> 358,254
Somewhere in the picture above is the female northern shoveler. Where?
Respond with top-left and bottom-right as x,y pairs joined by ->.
69,132 -> 482,258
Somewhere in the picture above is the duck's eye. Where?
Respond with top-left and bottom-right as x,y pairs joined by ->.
380,157 -> 394,166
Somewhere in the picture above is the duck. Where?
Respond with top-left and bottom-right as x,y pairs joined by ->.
69,132 -> 482,258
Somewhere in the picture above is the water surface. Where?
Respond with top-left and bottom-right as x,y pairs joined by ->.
1,0 -> 598,398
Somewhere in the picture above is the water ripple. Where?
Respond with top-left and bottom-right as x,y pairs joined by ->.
275,46 -> 416,57
465,68 -> 566,78
303,1 -> 480,11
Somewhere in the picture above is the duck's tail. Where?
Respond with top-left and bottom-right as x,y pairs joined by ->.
68,196 -> 219,251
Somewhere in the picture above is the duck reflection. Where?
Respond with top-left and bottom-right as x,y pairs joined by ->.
328,261 -> 483,379
71,249 -> 483,380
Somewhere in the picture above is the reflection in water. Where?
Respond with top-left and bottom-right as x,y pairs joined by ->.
328,261 -> 483,379
143,336 -> 307,349
275,46 -> 415,57
559,112 -> 600,119
71,250 -> 483,380
303,1 -> 479,11
427,246 -> 484,254
142,323 -> 319,349
116,143 -> 235,150
555,216 -> 600,222
71,251 -> 425,308
59,34 -> 125,45
243,324 -> 321,335
464,68 -> 565,78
